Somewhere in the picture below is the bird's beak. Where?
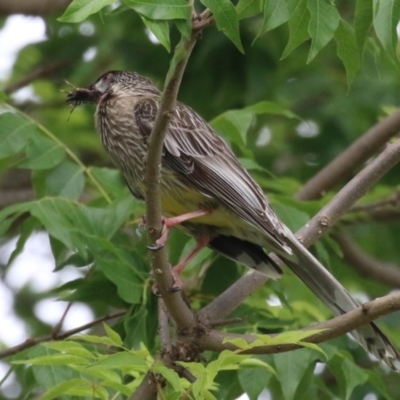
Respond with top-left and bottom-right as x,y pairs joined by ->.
66,84 -> 102,106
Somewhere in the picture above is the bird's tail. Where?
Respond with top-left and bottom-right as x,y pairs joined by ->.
280,233 -> 400,370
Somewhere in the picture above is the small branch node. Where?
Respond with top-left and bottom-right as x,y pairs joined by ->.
361,302 -> 370,314
319,215 -> 330,227
163,111 -> 174,118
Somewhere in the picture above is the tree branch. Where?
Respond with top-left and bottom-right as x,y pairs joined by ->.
0,0 -> 71,16
200,140 -> 400,321
143,22 -> 205,327
198,291 -> 400,355
0,310 -> 126,359
295,108 -> 400,200
334,232 -> 400,289
3,62 -> 68,94
129,372 -> 158,400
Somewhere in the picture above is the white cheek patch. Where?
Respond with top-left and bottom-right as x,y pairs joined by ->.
94,80 -> 109,94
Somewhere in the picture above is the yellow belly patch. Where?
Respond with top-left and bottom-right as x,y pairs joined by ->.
161,191 -> 236,228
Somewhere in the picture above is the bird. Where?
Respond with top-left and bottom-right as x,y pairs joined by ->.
66,70 -> 399,370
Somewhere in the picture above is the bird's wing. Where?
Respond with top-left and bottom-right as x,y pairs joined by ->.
134,98 -> 292,255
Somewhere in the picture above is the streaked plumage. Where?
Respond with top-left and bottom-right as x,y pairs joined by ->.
67,70 -> 399,369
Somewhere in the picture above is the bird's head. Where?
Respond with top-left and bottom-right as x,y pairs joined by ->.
90,71 -> 160,98
66,71 -> 160,107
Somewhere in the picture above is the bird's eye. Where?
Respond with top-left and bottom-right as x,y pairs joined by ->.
104,73 -> 113,81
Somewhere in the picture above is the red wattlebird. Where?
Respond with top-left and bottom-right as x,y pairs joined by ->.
67,70 -> 400,369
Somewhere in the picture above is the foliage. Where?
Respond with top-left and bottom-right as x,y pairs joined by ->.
1,0 -> 400,399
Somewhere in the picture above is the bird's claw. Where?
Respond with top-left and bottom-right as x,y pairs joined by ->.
146,242 -> 165,251
151,267 -> 183,295
166,284 -> 182,293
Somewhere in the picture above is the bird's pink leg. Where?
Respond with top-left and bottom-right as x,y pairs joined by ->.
147,209 -> 211,250
152,237 -> 210,294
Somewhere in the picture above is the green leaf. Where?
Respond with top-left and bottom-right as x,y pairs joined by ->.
89,166 -> 126,196
260,0 -> 290,34
239,358 -> 276,375
85,351 -> 149,370
210,101 -> 296,147
40,378 -> 88,400
274,348 -> 320,400
210,109 -> 253,146
236,0 -> 262,20
366,370 -> 396,400
334,20 -> 361,89
238,367 -> 271,400
14,354 -> 89,365
0,196 -> 134,254
175,18 -> 192,40
373,0 -> 400,61
200,0 -> 244,53
271,202 -> 310,232
282,0 -> 310,59
58,0 -> 116,23
19,135 -> 66,170
7,217 -> 39,266
28,346 -> 81,390
103,323 -> 123,346
355,0 -> 373,52
82,235 -> 145,304
43,341 -> 96,359
0,91 -> 8,102
307,0 -> 340,63
141,16 -> 171,52
246,101 -> 299,119
124,307 -> 151,349
0,107 -> 34,160
341,358 -> 368,399
46,160 -> 85,200
154,365 -> 183,392
328,355 -> 369,400
123,0 -> 191,20
72,334 -> 123,346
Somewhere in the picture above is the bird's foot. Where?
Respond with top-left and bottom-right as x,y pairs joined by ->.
147,210 -> 212,251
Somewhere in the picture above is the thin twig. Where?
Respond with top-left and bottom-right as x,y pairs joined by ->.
3,62 -> 68,94
52,302 -> 73,336
295,108 -> 400,200
0,311 -> 126,359
334,232 -> 400,289
350,191 -> 400,213
198,291 -> 400,355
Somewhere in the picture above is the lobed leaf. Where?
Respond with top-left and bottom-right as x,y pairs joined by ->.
307,0 -> 340,63
58,0 -> 116,23
141,16 -> 171,52
334,20 -> 361,89
274,348 -> 321,400
0,107 -> 36,160
354,0 -> 373,52
372,0 -> 400,62
123,0 -> 191,20
236,0 -> 262,20
259,0 -> 290,34
201,0 -> 244,53
46,160 -> 85,199
282,0 -> 310,59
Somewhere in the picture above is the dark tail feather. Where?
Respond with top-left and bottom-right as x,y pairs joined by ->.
209,235 -> 282,279
282,234 -> 400,370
